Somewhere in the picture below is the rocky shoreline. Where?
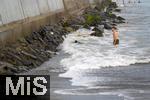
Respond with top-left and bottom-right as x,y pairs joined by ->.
0,1 -> 125,75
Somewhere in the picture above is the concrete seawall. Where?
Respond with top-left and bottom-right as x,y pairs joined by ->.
0,0 -> 104,44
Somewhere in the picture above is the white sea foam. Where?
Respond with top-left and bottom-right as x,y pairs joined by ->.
59,28 -> 150,79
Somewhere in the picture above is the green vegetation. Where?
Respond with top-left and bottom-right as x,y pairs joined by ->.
84,14 -> 101,26
108,12 -> 117,18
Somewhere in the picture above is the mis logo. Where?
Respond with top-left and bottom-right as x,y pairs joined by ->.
0,75 -> 50,100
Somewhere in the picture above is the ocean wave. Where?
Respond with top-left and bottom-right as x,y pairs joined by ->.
59,28 -> 150,79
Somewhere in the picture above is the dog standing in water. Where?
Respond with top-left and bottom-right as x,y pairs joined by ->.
112,26 -> 119,48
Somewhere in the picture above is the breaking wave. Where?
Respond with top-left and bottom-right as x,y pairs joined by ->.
59,28 -> 150,78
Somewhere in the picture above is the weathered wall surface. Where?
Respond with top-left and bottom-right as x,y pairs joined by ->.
0,0 -> 24,24
0,0 -> 65,25
0,0 -> 103,44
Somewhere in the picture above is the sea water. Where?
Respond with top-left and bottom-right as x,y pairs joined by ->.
55,0 -> 150,99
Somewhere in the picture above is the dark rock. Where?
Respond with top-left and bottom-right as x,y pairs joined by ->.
91,25 -> 104,37
68,16 -> 85,26
97,25 -> 104,32
83,24 -> 91,29
108,13 -> 117,19
25,36 -> 32,44
106,8 -> 113,13
65,27 -> 74,32
117,16 -> 125,21
109,2 -> 118,9
74,40 -> 78,43
21,51 -> 37,60
7,53 -> 24,66
74,40 -> 82,44
17,66 -> 28,72
113,19 -> 125,24
104,23 -> 112,29
22,60 -> 35,67
71,25 -> 83,30
0,61 -> 17,74
46,50 -> 56,56
99,12 -> 107,21
114,9 -> 121,12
